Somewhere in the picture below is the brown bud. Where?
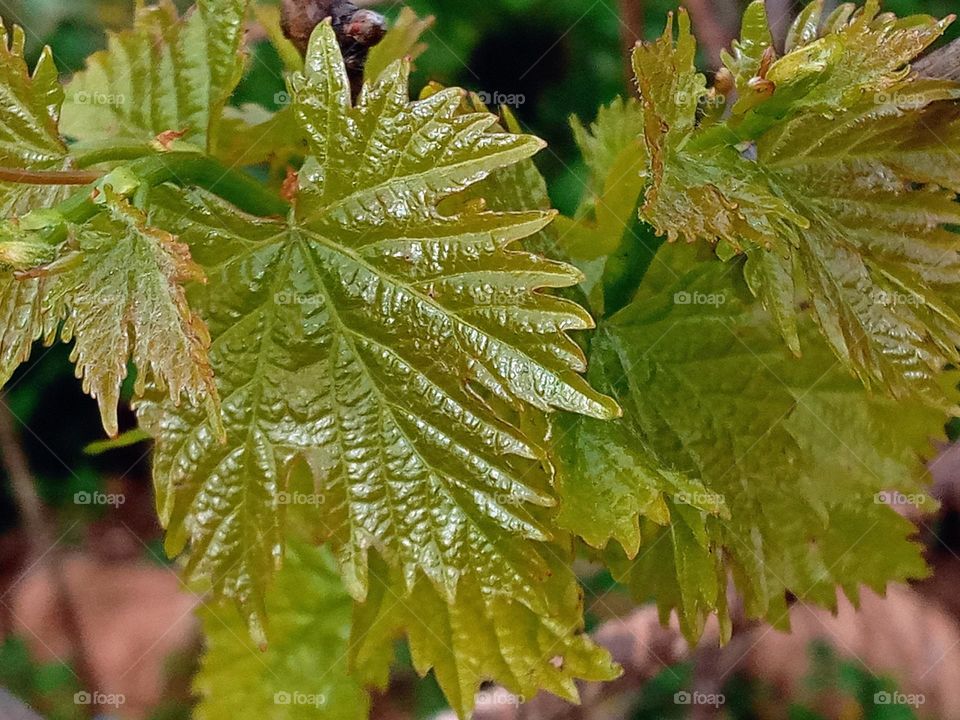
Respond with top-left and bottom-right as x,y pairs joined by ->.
344,10 -> 387,47
713,67 -> 734,97
280,0 -> 388,99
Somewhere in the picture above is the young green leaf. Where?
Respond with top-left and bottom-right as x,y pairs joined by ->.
558,99 -> 648,264
196,542 -> 368,720
351,550 -> 618,718
0,272 -> 61,396
633,2 -> 960,408
0,22 -> 221,438
136,22 -> 617,644
0,22 -> 70,215
46,191 -> 218,438
61,0 -> 249,154
576,243 -> 944,639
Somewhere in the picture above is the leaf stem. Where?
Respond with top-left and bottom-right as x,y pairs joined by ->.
128,153 -> 291,216
71,143 -> 158,168
36,152 -> 291,245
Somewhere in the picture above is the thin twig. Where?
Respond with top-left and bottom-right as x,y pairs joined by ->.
915,37 -> 960,82
0,403 -> 101,718
682,0 -> 736,69
765,0 -> 796,53
617,0 -> 643,94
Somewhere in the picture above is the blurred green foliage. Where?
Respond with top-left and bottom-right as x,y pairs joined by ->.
0,637 -> 83,720
629,642 -> 921,719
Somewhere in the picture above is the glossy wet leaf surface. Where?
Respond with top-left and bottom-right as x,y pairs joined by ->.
137,26 -> 617,684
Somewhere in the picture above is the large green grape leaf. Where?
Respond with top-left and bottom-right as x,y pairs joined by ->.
60,0 -> 249,154
137,23 -> 617,645
351,550 -> 617,718
633,2 -> 960,408
195,541 -> 367,720
574,242 -> 946,640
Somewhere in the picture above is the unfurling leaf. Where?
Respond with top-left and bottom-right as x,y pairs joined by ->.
48,192 -> 219,438
633,1 -> 960,408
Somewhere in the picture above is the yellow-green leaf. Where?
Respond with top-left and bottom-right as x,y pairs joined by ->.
61,0 -> 249,154
196,542 -> 368,720
634,1 -> 960,407
136,24 -> 617,649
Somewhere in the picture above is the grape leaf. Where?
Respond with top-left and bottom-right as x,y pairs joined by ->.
633,2 -> 960,408
554,383 -> 728,560
351,550 -> 618,718
0,21 -> 72,388
579,242 -> 945,639
0,22 -> 70,216
40,191 -> 218,438
136,23 -> 618,644
571,97 -> 646,201
0,271 -> 60,395
0,20 -> 219,438
61,0 -> 249,154
553,99 -> 657,314
196,541 -> 367,720
557,99 -> 648,264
